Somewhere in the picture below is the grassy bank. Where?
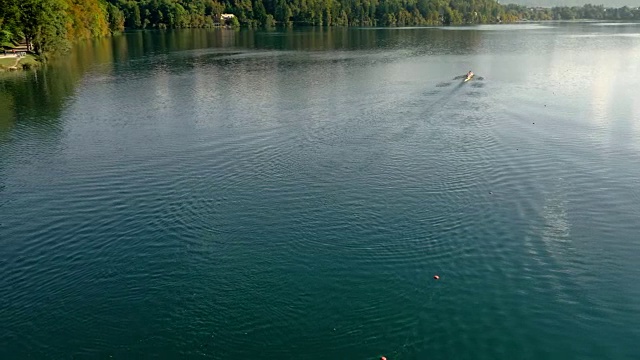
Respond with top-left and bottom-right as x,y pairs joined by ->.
0,54 -> 40,71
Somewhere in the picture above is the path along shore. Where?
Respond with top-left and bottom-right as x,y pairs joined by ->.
1,43 -> 34,70
1,42 -> 30,58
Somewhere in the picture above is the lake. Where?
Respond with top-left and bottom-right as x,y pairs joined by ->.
1,23 -> 640,359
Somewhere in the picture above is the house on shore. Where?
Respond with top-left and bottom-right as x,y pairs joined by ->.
220,14 -> 235,21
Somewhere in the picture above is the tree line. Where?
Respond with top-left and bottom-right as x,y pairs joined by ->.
103,0 -> 519,29
0,0 -> 116,55
505,3 -> 640,21
2,0 -> 640,56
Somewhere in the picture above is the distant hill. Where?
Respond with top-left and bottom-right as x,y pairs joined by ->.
504,0 -> 640,7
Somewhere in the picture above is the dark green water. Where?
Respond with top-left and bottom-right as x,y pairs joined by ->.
1,23 -> 640,359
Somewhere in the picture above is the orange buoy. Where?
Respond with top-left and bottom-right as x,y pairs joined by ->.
433,275 -> 440,280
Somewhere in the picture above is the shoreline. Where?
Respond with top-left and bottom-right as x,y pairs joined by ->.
0,53 -> 39,71
1,42 -> 38,71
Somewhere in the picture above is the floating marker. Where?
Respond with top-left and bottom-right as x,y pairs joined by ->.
434,275 -> 440,280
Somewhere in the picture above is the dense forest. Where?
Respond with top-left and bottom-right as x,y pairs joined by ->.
507,3 -> 640,20
508,0 -> 635,8
1,0 -> 640,56
0,0 -> 115,55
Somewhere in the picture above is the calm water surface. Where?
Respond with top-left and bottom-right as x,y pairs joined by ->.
1,23 -> 640,359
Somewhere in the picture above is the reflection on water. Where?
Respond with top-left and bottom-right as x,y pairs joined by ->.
442,23 -> 556,31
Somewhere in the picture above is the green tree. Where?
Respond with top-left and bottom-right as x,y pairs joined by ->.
230,15 -> 240,27
107,3 -> 126,32
0,0 -> 21,45
253,0 -> 268,25
20,0 -> 70,55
